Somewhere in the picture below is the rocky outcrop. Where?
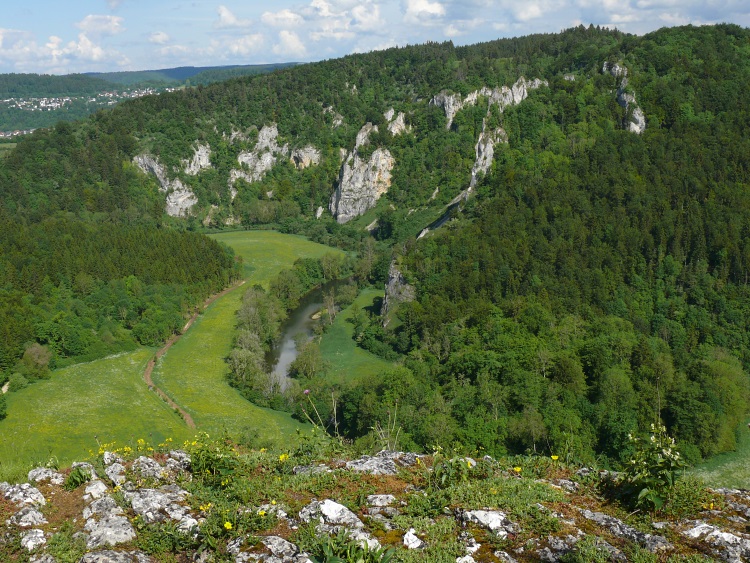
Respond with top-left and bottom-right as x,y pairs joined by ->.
182,143 -> 211,175
231,124 -> 289,186
381,260 -> 416,325
329,123 -> 395,224
430,77 -> 547,129
603,61 -> 646,134
384,108 -> 410,135
133,154 -> 198,217
472,125 -> 508,183
4,447 -> 750,562
324,106 -> 344,128
290,146 -> 321,169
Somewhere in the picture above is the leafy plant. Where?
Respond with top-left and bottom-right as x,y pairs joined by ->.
307,529 -> 395,563
63,465 -> 91,491
619,424 -> 688,511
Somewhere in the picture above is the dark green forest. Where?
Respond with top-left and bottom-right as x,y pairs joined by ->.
1,23 -> 749,466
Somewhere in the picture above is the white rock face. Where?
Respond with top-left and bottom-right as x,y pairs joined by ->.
232,124 -> 289,185
324,106 -> 344,127
182,143 -> 211,175
291,146 -> 321,169
133,154 -> 198,217
430,77 -> 547,129
385,108 -> 410,135
329,123 -> 395,224
472,126 -> 508,181
603,62 -> 645,134
617,90 -> 646,134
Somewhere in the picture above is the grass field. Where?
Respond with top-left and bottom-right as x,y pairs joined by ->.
689,418 -> 750,488
320,287 -> 395,386
150,231 -> 346,447
0,349 -> 193,476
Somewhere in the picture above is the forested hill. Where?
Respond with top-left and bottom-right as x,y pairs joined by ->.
1,24 -> 750,466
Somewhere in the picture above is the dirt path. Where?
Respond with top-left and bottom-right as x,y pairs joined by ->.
143,280 -> 246,428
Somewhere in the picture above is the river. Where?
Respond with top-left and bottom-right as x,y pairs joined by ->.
266,280 -> 342,386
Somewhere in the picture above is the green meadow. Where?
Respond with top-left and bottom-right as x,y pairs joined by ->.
320,287 -> 395,386
149,231 -> 346,447
0,349 -> 192,473
689,419 -> 750,489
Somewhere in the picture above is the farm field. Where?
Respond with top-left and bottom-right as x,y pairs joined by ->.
150,231 -> 346,447
0,349 -> 192,476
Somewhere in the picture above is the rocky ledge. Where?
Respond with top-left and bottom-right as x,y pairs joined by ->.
1,442 -> 748,562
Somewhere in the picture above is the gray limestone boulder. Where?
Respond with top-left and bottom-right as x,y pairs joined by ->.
462,510 -> 519,540
3,483 -> 46,507
79,551 -> 153,562
28,468 -> 65,486
84,513 -> 136,549
131,456 -> 166,481
21,529 -> 46,551
579,509 -> 671,553
299,499 -> 363,529
9,506 -> 48,528
104,463 -> 126,486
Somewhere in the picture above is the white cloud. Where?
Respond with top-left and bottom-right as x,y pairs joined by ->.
107,0 -> 124,8
228,34 -> 265,55
76,15 -> 125,36
215,5 -> 252,29
262,9 -> 304,27
352,3 -> 385,31
403,0 -> 446,24
149,31 -> 170,45
310,0 -> 337,18
273,30 -> 307,58
68,33 -> 106,61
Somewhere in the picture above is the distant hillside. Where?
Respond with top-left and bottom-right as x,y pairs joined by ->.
0,63 -> 296,131
0,73 -> 116,97
86,62 -> 299,87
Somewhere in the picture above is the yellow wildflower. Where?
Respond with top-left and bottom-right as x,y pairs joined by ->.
279,453 -> 289,462
224,521 -> 232,530
271,500 -> 276,505
551,455 -> 559,461
258,510 -> 266,516
513,467 -> 522,473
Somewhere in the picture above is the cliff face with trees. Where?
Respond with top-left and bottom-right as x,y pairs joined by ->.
1,24 -> 750,466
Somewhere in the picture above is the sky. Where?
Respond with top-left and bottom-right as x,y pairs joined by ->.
1,1 -> 749,75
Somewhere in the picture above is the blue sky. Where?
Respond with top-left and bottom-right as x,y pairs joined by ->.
2,1 -> 749,74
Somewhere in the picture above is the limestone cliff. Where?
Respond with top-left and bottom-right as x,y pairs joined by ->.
133,154 -> 198,217
603,62 -> 646,134
230,124 -> 289,185
430,77 -> 547,129
290,146 -> 321,169
181,143 -> 211,175
329,123 -> 395,224
384,108 -> 410,136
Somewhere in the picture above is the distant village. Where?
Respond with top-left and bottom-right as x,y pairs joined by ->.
0,86 -> 178,138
